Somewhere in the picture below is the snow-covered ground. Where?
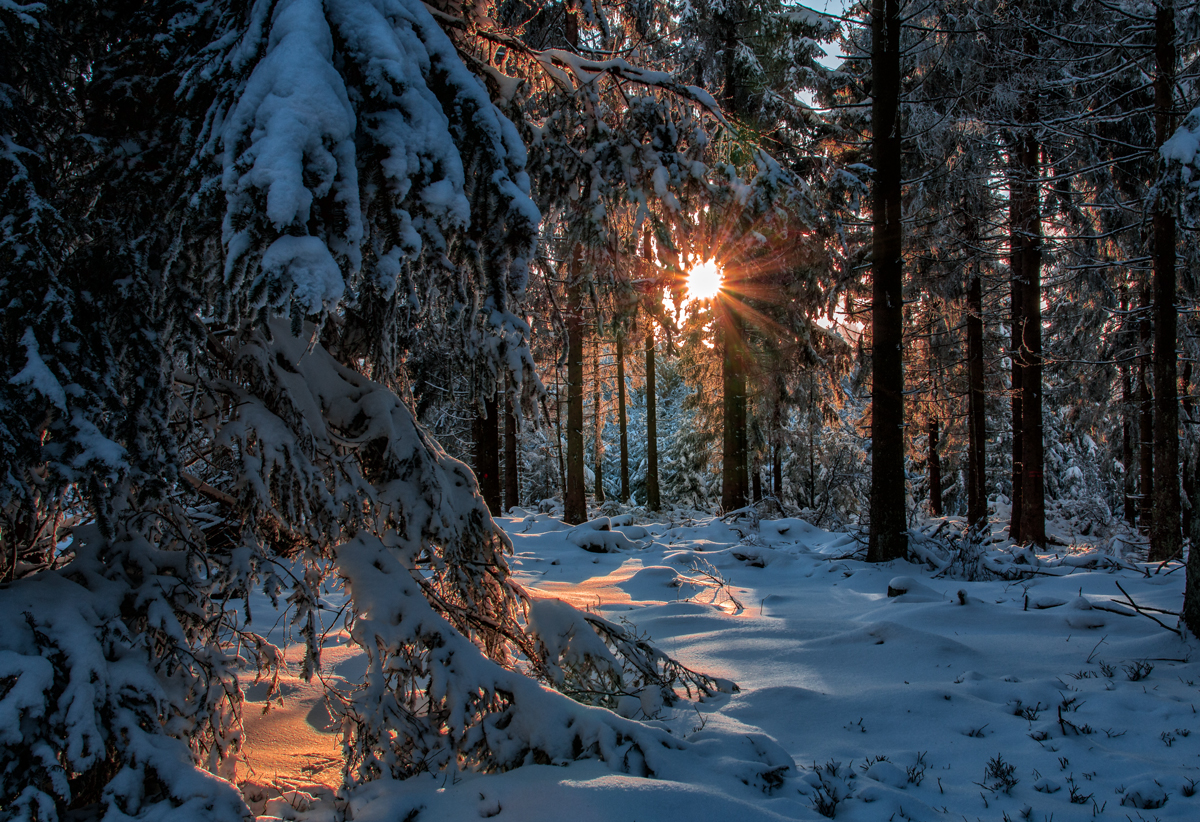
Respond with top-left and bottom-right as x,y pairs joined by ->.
243,510 -> 1200,821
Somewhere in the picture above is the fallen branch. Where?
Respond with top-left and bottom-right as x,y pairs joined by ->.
1114,580 -> 1181,636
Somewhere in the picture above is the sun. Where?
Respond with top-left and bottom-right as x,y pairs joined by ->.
686,259 -> 724,302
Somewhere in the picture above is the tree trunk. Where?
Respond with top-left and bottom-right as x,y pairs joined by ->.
722,306 -> 749,512
617,335 -> 629,502
474,395 -> 501,514
966,271 -> 988,532
644,329 -> 661,511
773,439 -> 783,500
593,340 -> 605,504
1009,211 -> 1024,544
1186,456 -> 1200,636
1016,128 -> 1045,547
1150,0 -> 1180,561
565,253 -> 587,524
772,399 -> 783,500
866,0 -> 907,562
504,395 -> 519,512
1123,362 -> 1137,525
1140,286 -> 1154,531
928,418 -> 942,518
1181,361 -> 1193,540
927,329 -> 943,519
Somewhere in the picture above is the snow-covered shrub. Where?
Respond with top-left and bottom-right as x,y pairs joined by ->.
0,522 -> 255,822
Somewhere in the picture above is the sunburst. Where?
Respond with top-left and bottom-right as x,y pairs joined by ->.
686,259 -> 724,302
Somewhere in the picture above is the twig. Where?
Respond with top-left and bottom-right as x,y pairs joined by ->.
1114,580 -> 1182,636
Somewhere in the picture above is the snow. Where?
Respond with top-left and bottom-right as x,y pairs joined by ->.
1161,105 -> 1200,165
260,235 -> 345,313
242,509 -> 1200,821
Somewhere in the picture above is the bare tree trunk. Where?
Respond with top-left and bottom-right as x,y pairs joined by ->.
644,329 -> 661,511
928,418 -> 942,518
1181,361 -> 1193,540
722,306 -> 749,512
593,340 -> 605,504
1140,286 -> 1154,531
617,335 -> 629,502
1123,363 -> 1137,525
1150,0 -> 1180,561
966,271 -> 988,532
1016,127 -> 1045,547
927,329 -> 943,518
1009,209 -> 1024,545
474,396 -> 501,514
772,398 -> 783,500
504,395 -> 519,512
866,0 -> 907,562
565,252 -> 587,524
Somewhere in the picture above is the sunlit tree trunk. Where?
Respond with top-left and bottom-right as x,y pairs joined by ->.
866,0 -> 907,562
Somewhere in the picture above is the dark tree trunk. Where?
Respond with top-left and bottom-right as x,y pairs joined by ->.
773,439 -> 783,500
504,395 -> 519,511
927,329 -> 943,519
617,335 -> 629,502
644,330 -> 661,511
1123,362 -> 1137,525
1181,361 -> 1193,540
966,272 -> 988,532
474,396 -> 501,514
1016,128 -> 1045,547
722,306 -> 749,512
593,341 -> 605,504
564,255 -> 587,524
928,418 -> 942,518
772,399 -> 783,500
1009,213 -> 1024,545
1150,0 -> 1180,561
1140,286 -> 1154,530
866,0 -> 907,562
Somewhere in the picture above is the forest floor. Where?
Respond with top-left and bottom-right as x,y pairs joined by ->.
239,507 -> 1200,821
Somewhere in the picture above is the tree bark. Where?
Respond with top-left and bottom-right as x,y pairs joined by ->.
1123,362 -> 1137,525
474,395 -> 501,514
644,329 -> 661,511
1009,207 -> 1024,545
1181,361 -> 1193,540
564,251 -> 587,524
1140,286 -> 1154,530
966,271 -> 988,532
504,395 -> 519,512
866,0 -> 907,562
1150,0 -> 1180,561
928,418 -> 942,518
617,334 -> 629,502
593,340 -> 605,504
1016,128 -> 1045,547
722,305 -> 749,512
